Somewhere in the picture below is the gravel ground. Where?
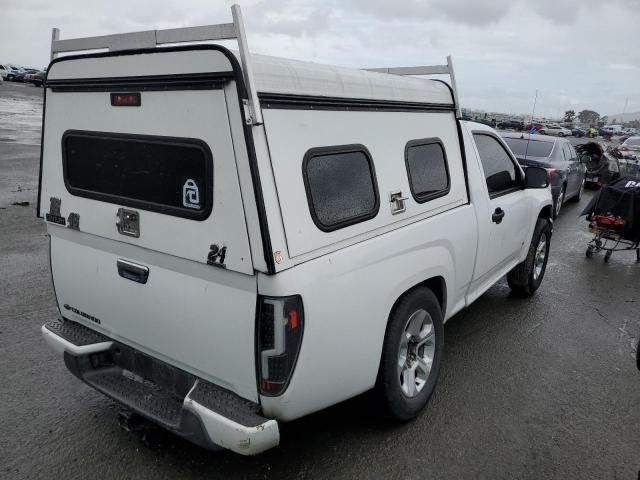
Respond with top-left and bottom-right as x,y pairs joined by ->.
1,81 -> 639,480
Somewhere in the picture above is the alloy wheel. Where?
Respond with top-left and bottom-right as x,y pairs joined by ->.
398,309 -> 436,398
533,235 -> 547,280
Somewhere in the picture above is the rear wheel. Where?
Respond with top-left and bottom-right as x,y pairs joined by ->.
375,288 -> 444,421
507,218 -> 551,296
558,132 -> 565,137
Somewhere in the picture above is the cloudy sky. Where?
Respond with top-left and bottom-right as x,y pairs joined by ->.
2,0 -> 638,118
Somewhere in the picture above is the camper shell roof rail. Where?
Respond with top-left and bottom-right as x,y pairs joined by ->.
49,4 -> 263,124
49,4 -> 461,122
365,56 -> 461,118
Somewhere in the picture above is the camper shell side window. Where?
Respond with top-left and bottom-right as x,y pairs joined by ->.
404,138 -> 450,203
302,144 -> 380,232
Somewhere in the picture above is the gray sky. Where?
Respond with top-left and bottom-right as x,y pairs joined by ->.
2,0 -> 638,118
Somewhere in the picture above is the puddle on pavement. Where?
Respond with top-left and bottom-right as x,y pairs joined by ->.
0,95 -> 43,146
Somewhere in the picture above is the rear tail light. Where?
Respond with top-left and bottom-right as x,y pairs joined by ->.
620,145 -> 630,151
545,168 -> 558,178
257,295 -> 304,396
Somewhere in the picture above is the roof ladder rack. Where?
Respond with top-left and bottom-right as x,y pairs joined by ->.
366,56 -> 461,118
49,4 -> 263,124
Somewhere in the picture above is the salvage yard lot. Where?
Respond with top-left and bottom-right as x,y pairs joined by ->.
1,81 -> 639,479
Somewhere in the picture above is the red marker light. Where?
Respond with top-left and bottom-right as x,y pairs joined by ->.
545,168 -> 558,178
110,92 -> 141,107
288,309 -> 299,330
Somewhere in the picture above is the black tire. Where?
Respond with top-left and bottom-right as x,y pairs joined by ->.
553,184 -> 566,218
507,218 -> 551,296
558,132 -> 564,137
539,130 -> 546,135
375,287 -> 444,421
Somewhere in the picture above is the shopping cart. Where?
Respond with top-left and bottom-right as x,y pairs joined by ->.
582,176 -> 640,263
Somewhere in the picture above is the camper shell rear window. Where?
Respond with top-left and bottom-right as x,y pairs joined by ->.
62,131 -> 213,220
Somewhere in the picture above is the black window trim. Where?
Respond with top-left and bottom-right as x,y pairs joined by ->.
302,144 -> 380,232
404,137 -> 451,204
61,129 -> 214,221
472,131 -> 524,199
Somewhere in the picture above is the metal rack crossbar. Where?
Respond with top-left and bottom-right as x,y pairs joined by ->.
366,56 -> 461,118
50,4 -> 462,123
49,4 -> 263,124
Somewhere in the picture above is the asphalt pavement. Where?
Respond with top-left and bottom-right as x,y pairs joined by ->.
1,81 -> 639,479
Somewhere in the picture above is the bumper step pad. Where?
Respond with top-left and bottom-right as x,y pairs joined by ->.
87,368 -> 184,426
45,318 -> 109,346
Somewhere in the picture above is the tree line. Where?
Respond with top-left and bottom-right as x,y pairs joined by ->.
563,109 -> 640,128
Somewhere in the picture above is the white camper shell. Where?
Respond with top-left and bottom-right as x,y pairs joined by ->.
39,5 -> 553,455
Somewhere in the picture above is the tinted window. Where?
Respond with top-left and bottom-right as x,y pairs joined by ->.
303,145 -> 379,231
562,143 -> 574,161
63,131 -> 213,220
405,139 -> 450,202
502,137 -> 553,158
474,134 -> 521,195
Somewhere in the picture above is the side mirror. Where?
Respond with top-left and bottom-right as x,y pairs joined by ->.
524,166 -> 549,189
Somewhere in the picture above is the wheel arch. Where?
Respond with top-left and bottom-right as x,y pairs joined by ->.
387,276 -> 447,328
538,204 -> 553,221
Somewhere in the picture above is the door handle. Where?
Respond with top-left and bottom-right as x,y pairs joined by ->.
117,259 -> 149,284
492,208 -> 505,224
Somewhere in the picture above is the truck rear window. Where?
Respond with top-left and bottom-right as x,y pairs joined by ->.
502,138 -> 553,158
62,131 -> 213,220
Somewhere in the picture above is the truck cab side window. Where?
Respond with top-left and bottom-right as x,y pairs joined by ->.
473,133 -> 521,196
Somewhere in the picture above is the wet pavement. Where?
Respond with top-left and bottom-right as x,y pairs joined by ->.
1,81 -> 639,479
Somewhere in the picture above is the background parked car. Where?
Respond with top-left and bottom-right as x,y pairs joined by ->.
5,66 -> 23,81
572,127 -> 587,137
26,70 -> 46,87
497,120 -> 524,130
618,136 -> 640,176
618,136 -> 640,156
501,133 -> 586,217
14,69 -> 37,82
0,64 -> 8,79
576,142 -> 627,188
523,122 -> 545,132
475,118 -> 496,127
539,125 -> 572,137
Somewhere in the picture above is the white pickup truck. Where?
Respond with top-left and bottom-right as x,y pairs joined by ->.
39,6 -> 553,456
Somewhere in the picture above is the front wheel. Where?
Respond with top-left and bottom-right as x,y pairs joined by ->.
507,218 -> 551,296
375,288 -> 444,421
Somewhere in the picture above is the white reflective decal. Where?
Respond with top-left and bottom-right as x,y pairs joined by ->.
183,179 -> 201,209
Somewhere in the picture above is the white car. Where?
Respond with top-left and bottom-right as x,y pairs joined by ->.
539,125 -> 572,137
39,6 -> 553,456
0,64 -> 8,79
